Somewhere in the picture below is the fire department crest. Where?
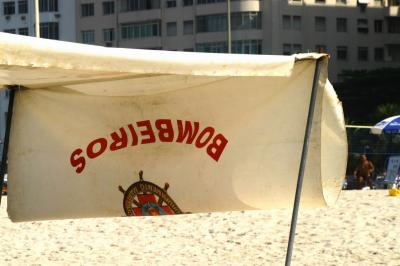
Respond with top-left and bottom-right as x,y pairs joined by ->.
118,171 -> 183,216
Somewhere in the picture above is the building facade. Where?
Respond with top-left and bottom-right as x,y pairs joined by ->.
0,0 -> 76,41
77,0 -> 263,52
268,0 -> 400,81
76,0 -> 400,82
0,0 -> 399,81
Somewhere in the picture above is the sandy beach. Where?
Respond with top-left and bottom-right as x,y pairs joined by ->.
0,190 -> 399,265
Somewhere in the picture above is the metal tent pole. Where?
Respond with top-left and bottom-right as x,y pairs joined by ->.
284,58 -> 323,266
34,0 -> 40,37
0,88 -> 15,205
227,0 -> 231,53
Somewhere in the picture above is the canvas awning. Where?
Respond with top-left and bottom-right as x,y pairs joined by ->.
0,33 -> 347,222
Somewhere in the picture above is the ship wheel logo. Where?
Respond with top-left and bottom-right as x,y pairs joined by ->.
118,170 -> 184,216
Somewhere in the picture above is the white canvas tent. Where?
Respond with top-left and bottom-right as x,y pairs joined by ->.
0,33 -> 347,223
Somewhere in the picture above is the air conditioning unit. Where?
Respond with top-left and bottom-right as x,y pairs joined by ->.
21,15 -> 26,20
5,15 -> 10,20
54,13 -> 61,19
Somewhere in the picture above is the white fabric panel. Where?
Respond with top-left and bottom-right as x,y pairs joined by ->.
0,34 -> 347,221
0,33 -> 295,90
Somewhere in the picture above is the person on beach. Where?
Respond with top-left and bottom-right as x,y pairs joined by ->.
353,154 -> 375,189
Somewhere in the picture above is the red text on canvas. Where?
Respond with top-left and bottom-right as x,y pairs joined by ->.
70,119 -> 229,174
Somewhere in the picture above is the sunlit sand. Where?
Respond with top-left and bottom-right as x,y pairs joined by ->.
0,190 -> 399,265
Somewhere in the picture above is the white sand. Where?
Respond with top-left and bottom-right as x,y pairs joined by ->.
0,190 -> 399,265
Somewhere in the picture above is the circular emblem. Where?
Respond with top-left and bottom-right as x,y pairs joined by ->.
119,171 -> 183,216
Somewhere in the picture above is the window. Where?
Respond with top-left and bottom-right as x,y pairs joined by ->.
360,0 -> 368,10
40,22 -> 59,39
283,15 -> 291,30
120,0 -> 160,11
293,44 -> 302,54
103,28 -> 114,42
166,0 -> 176,7
357,19 -> 368,33
18,27 -> 29,35
121,20 -> 161,39
196,14 -> 227,33
183,0 -> 193,5
374,47 -> 384,61
197,0 -> 225,4
196,42 -> 227,53
337,46 -> 348,60
387,44 -> 400,62
3,29 -> 16,34
81,3 -> 94,17
183,48 -> 194,52
183,20 -> 193,35
336,0 -> 346,4
167,22 -> 177,36
18,0 -> 28,14
103,1 -> 115,15
389,0 -> 400,5
82,30 -> 95,44
293,16 -> 301,30
282,15 -> 300,30
283,43 -> 291,55
231,12 -> 261,30
358,47 -> 368,61
315,0 -> 325,3
232,40 -> 262,54
336,18 -> 347,32
39,0 -> 58,12
315,17 -> 326,32
145,47 -> 162,50
315,45 -> 327,53
388,18 -> 400,33
3,2 -> 15,15
374,20 -> 382,33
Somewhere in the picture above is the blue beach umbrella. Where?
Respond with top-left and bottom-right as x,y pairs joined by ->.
370,115 -> 400,187
370,115 -> 400,135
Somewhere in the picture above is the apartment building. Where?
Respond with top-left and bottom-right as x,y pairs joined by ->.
270,0 -> 400,80
77,0 -> 263,52
76,0 -> 400,82
0,0 -> 76,41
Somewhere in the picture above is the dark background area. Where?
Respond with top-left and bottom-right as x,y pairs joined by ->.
334,67 -> 400,175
